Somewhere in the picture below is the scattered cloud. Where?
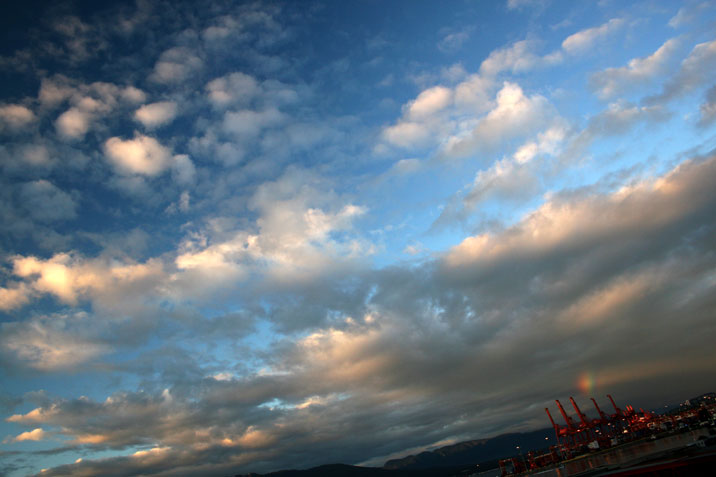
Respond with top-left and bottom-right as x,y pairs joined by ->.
561,18 -> 624,55
0,284 -> 32,311
206,72 -> 261,108
564,100 -> 669,158
8,253 -> 164,309
479,39 -> 560,77
174,168 -> 369,293
0,104 -> 35,131
589,38 -> 680,99
644,39 -> 716,105
442,82 -> 553,159
506,0 -> 549,10
668,2 -> 711,28
698,84 -> 716,126
438,30 -> 471,53
104,134 -> 172,176
0,314 -> 109,371
19,180 -> 77,223
55,108 -> 91,139
12,428 -> 46,442
134,101 -> 178,129
150,47 -> 203,84
44,78 -> 146,139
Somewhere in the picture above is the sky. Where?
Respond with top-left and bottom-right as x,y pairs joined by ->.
1,0 -> 716,475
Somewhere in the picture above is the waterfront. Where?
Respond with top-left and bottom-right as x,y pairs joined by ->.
531,430 -> 708,476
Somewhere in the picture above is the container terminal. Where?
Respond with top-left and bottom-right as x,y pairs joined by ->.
497,393 -> 716,476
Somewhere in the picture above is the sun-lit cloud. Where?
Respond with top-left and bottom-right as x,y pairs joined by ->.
0,283 -> 32,311
445,153 -> 716,268
9,253 -> 164,308
0,104 -> 36,131
104,133 -> 172,176
406,86 -> 452,120
173,168 -> 369,292
12,428 -> 46,442
134,101 -> 178,128
442,82 -> 552,159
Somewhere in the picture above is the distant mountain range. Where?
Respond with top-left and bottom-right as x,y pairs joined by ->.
234,427 -> 554,477
384,427 -> 553,470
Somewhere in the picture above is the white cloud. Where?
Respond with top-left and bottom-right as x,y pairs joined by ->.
453,73 -> 494,112
444,124 -> 566,219
513,125 -> 566,164
0,104 -> 36,130
206,72 -> 260,108
442,82 -> 552,159
589,38 -> 680,99
222,108 -> 285,139
47,80 -> 144,139
173,169 -> 369,291
134,101 -> 178,128
381,40 -> 562,155
407,86 -> 452,119
150,47 -> 203,84
104,133 -> 172,176
382,122 -> 431,149
479,39 -> 556,77
55,107 -> 90,139
121,86 -> 147,104
562,18 -> 624,55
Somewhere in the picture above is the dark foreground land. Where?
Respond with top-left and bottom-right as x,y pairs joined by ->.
236,462 -> 488,476
235,431 -> 716,477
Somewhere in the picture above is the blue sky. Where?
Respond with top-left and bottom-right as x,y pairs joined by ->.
1,0 -> 716,475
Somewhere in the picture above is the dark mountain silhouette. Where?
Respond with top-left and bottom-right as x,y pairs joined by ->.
235,463 -> 480,476
384,427 -> 553,470
234,427 -> 554,476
